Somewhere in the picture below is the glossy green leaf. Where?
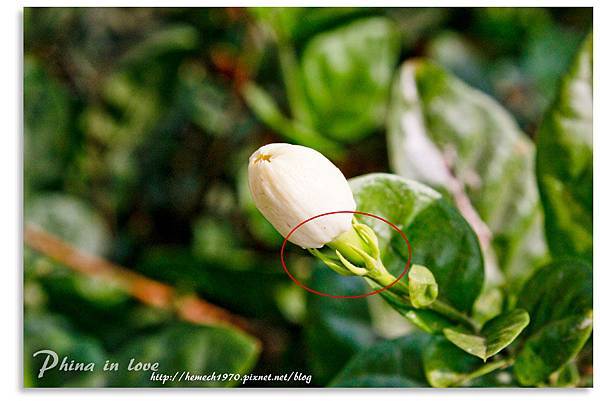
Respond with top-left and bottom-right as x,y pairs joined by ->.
513,259 -> 592,386
350,173 -> 484,313
301,17 -> 400,142
472,286 -> 504,326
518,259 -> 592,335
304,267 -> 376,384
109,323 -> 260,387
514,311 -> 592,386
408,264 -> 438,308
443,309 -> 529,361
423,336 -> 507,387
330,332 -> 430,387
386,59 -> 545,287
536,34 -> 592,261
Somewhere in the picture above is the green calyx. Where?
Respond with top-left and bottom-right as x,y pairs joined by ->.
309,218 -> 387,280
309,218 -> 477,332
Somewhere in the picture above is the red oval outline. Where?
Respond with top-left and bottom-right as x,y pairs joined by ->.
279,211 -> 412,299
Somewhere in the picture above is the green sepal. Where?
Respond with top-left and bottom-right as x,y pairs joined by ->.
335,250 -> 368,276
308,248 -> 354,276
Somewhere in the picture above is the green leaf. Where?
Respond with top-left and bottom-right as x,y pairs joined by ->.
24,56 -> 74,193
518,259 -> 592,336
350,173 -> 484,313
386,59 -> 545,287
330,332 -> 430,387
41,267 -> 129,311
119,25 -> 199,67
241,82 -> 341,158
109,323 -> 260,387
423,336 -> 504,387
192,216 -> 260,269
25,313 -> 108,387
536,34 -> 592,261
304,267 -> 376,384
245,15 -> 400,148
514,259 -> 592,386
550,361 -> 580,387
251,7 -> 374,43
472,286 -> 504,326
514,310 -> 592,386
301,17 -> 400,142
443,309 -> 529,361
408,264 -> 438,308
25,193 -> 110,255
138,247 -> 286,319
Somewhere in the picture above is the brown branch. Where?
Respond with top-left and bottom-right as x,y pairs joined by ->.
24,224 -> 250,333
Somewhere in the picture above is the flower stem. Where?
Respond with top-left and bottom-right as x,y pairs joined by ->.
455,357 -> 514,386
374,269 -> 478,332
327,224 -> 478,332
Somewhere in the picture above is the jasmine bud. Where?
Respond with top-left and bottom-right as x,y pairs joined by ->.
248,143 -> 355,249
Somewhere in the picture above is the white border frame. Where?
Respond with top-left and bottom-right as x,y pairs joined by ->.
2,2 -> 597,399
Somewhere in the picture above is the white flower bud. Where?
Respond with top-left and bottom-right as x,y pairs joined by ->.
248,143 -> 356,249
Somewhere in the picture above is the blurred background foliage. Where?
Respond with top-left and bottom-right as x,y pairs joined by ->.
24,7 -> 592,387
